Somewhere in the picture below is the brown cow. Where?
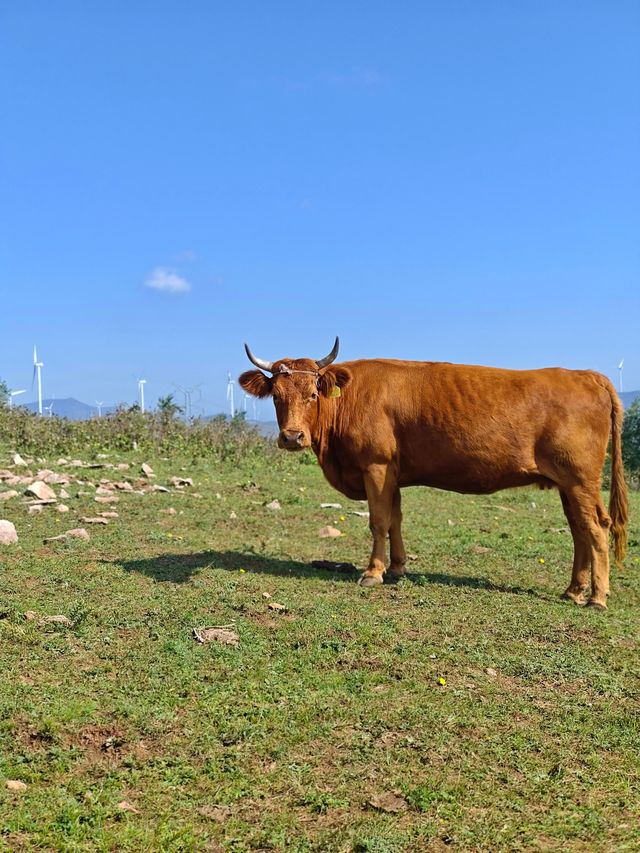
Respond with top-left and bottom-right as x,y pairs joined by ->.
239,338 -> 628,609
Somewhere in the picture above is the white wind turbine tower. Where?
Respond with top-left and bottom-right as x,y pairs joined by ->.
95,401 -> 104,418
32,346 -> 44,415
618,359 -> 624,393
9,389 -> 26,409
138,379 -> 146,413
226,372 -> 235,418
44,398 -> 54,418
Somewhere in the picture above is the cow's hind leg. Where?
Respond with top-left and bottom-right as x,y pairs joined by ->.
559,490 -> 590,605
360,464 -> 396,587
564,486 -> 611,609
386,489 -> 407,582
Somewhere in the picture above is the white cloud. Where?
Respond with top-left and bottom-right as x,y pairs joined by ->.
144,267 -> 191,294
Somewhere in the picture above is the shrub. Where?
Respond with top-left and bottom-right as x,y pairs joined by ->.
0,406 -> 275,462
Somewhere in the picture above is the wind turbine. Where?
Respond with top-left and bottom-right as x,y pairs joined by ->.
95,401 -> 104,418
174,383 -> 202,422
618,359 -> 624,393
44,398 -> 54,418
8,389 -> 26,409
32,346 -> 44,415
138,379 -> 146,413
226,372 -> 235,418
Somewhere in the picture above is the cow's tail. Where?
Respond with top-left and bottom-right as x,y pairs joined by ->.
607,383 -> 628,567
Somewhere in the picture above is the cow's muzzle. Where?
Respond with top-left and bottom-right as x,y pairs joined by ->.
279,429 -> 307,450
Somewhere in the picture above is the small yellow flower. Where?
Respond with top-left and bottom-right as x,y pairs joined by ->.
339,515 -> 346,521
239,569 -> 246,574
438,676 -> 446,686
539,558 -> 545,565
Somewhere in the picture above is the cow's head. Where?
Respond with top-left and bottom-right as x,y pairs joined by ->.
239,337 -> 352,450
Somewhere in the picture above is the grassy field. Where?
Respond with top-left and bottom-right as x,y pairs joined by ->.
0,446 -> 638,852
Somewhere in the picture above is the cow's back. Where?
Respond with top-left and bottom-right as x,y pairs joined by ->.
325,360 -> 613,495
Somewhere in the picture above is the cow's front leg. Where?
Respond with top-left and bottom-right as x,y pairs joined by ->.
360,464 -> 396,587
387,488 -> 407,581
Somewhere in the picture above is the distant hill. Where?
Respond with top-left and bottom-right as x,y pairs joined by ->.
20,398 -> 116,420
620,390 -> 639,409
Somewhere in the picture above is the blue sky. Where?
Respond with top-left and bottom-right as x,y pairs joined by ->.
1,1 -> 638,415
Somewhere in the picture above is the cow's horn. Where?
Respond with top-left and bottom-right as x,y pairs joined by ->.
316,336 -> 340,369
244,343 -> 274,373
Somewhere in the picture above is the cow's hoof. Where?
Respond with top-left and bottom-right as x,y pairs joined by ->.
359,574 -> 383,587
561,591 -> 587,606
586,599 -> 607,611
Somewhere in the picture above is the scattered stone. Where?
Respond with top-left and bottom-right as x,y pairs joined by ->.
472,545 -> 491,555
267,602 -> 287,613
161,507 -> 177,515
348,510 -> 370,518
66,528 -> 90,540
318,525 -> 341,538
117,800 -> 140,814
5,780 -> 27,792
321,502 -> 342,509
485,667 -> 498,677
141,463 -> 154,478
95,496 -> 119,504
42,614 -> 73,626
262,592 -> 271,599
116,462 -> 130,470
152,484 -> 170,493
192,626 -> 239,646
70,459 -> 84,467
447,519 -> 455,527
80,517 -> 109,525
38,470 -> 69,485
407,554 -> 419,561
44,534 -> 68,543
57,458 -> 69,466
28,505 -> 43,514
95,486 -> 113,496
100,511 -> 119,518
12,453 -> 27,467
56,504 -> 70,513
170,476 -> 193,487
0,520 -> 18,544
24,611 -> 38,621
59,488 -> 70,499
24,481 -> 56,501
266,499 -> 281,511
229,511 -> 237,520
367,792 -> 407,813
0,490 -> 19,501
113,481 -> 133,491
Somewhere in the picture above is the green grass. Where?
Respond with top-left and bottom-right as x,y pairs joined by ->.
0,448 -> 639,852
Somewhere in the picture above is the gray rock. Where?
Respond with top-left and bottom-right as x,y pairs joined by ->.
0,520 -> 18,544
24,481 -> 56,501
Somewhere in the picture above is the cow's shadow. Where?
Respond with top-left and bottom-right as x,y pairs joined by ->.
114,549 -> 547,600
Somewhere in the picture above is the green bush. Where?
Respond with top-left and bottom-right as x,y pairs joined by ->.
622,399 -> 640,475
0,406 -> 275,462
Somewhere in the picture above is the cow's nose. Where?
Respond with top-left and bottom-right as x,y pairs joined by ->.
280,430 -> 304,448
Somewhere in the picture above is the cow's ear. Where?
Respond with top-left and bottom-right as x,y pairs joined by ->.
318,366 -> 352,398
239,370 -> 273,398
